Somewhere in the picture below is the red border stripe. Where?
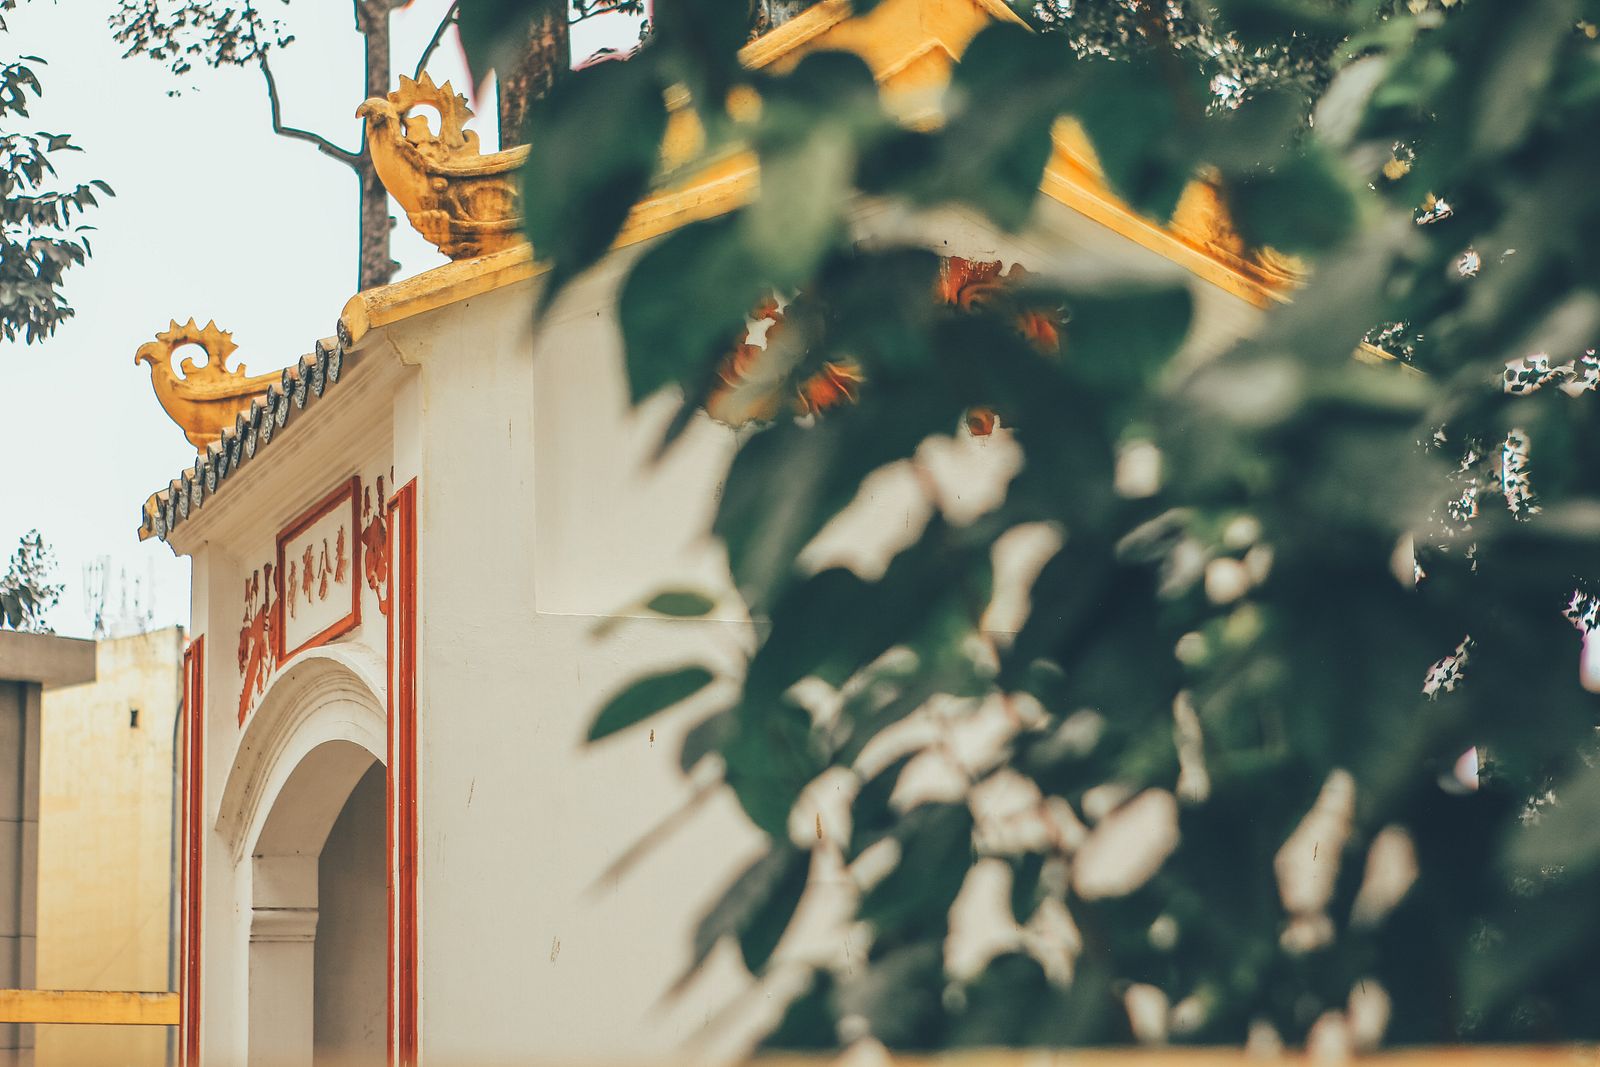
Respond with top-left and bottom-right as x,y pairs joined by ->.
388,481 -> 419,1066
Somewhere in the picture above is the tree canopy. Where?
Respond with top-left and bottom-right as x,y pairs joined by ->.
1,0 -> 112,344
111,0 -> 643,289
0,529 -> 61,632
466,0 -> 1600,1049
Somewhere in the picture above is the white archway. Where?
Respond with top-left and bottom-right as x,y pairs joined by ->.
218,646 -> 386,866
213,650 -> 386,1067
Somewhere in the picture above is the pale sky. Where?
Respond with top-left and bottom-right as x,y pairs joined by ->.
1,0 -> 638,637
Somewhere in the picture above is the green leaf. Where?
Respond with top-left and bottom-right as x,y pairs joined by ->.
1213,0 -> 1357,48
722,697 -> 824,836
849,752 -> 915,860
522,55 -> 668,303
741,123 -> 853,287
587,665 -> 715,741
1504,761 -> 1600,878
761,969 -> 838,1050
859,802 -> 974,945
877,25 -> 1072,230
679,707 -> 733,772
1062,283 -> 1194,390
1226,146 -> 1360,255
650,0 -> 753,105
714,374 -> 970,614
948,952 -> 1054,1048
834,942 -> 947,1049
809,248 -> 941,372
689,845 -> 809,977
457,0 -> 567,87
743,518 -> 991,712
619,216 -> 768,403
1067,55 -> 1207,222
1468,0 -> 1572,158
1205,89 -> 1310,172
645,590 -> 717,617
1009,852 -> 1045,924
740,53 -> 885,291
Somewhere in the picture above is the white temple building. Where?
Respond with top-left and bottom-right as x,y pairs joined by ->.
133,0 -> 1292,1062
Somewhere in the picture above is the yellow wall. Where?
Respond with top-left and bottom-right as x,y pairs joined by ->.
35,626 -> 184,1067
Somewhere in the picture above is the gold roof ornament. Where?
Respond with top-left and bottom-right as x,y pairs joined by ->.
135,319 -> 277,451
357,74 -> 530,261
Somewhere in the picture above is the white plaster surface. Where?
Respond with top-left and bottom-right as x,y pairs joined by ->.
163,195 -> 1262,1065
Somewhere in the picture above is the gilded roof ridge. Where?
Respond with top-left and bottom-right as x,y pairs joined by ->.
139,335 -> 345,543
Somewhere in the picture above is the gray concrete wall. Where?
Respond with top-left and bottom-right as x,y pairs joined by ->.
0,678 -> 39,1066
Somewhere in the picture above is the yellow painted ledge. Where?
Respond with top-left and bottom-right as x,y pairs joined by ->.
339,153 -> 758,348
0,989 -> 180,1026
754,1051 -> 1599,1066
339,140 -> 1282,351
340,0 -> 1292,348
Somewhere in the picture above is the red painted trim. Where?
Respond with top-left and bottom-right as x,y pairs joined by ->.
387,560 -> 395,1067
181,636 -> 205,1067
388,480 -> 419,1067
386,487 -> 397,1067
274,475 -> 363,663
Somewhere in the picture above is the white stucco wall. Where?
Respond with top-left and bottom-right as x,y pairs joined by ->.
164,194 -> 1262,1066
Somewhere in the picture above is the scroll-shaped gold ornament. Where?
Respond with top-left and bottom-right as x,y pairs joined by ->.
135,319 -> 276,451
357,73 -> 530,262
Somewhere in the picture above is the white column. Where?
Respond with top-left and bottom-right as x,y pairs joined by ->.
248,856 -> 318,1067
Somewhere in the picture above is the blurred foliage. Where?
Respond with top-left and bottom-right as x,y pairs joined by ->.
470,0 -> 1600,1050
0,529 -> 60,632
0,0 -> 112,345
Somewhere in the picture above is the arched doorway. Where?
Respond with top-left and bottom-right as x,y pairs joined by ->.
315,762 -> 385,1062
247,740 -> 384,1066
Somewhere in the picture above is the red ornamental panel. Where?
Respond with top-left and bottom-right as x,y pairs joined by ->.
275,476 -> 363,662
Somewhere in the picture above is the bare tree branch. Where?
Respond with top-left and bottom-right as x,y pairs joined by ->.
569,2 -> 641,27
413,0 -> 462,81
258,50 -> 361,167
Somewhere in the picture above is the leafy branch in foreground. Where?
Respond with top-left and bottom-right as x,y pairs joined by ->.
481,0 -> 1600,1049
1,2 -> 113,344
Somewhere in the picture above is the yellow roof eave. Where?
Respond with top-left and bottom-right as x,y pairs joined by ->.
341,0 -> 1294,349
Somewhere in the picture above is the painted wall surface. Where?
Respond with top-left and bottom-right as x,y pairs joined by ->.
0,678 -> 40,1066
168,197 -> 1261,1066
35,626 -> 186,1067
407,208 -> 1257,1065
177,357 -> 397,1067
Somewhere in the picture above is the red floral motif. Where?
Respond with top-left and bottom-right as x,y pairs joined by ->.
965,408 -> 999,436
286,560 -> 298,621
334,527 -> 348,585
286,526 -> 353,616
937,256 -> 1007,309
937,258 -> 1064,437
360,475 -> 391,616
798,361 -> 865,416
237,564 -> 276,724
704,257 -> 1063,435
1016,309 -> 1061,354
